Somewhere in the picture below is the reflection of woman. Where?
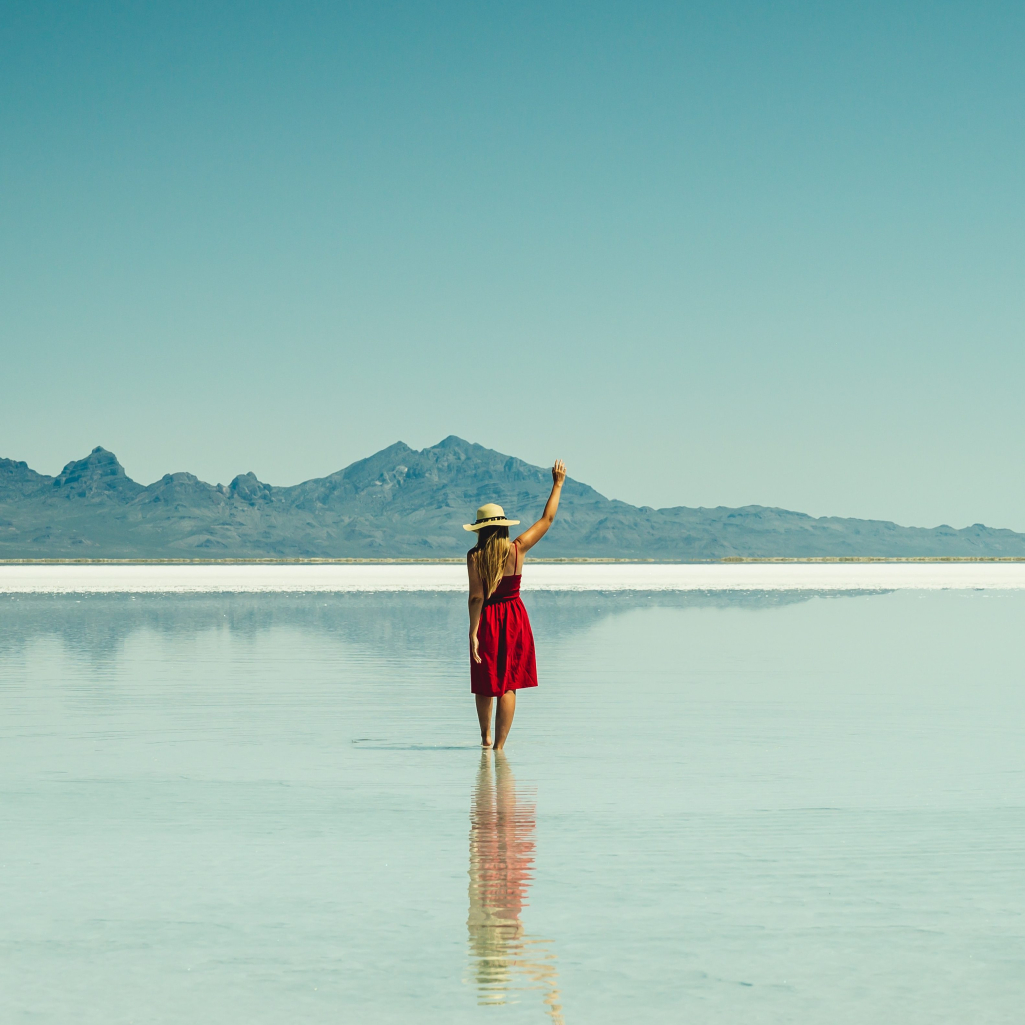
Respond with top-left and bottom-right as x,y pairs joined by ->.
467,752 -> 564,1022
465,460 -> 567,749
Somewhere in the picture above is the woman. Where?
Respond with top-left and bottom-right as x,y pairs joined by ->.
465,459 -> 566,750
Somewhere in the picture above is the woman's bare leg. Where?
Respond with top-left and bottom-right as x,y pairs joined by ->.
475,695 -> 494,747
493,690 -> 516,751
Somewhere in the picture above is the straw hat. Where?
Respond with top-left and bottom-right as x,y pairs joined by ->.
463,503 -> 520,531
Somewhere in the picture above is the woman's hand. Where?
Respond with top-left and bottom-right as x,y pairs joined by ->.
516,460 -> 567,553
470,630 -> 481,664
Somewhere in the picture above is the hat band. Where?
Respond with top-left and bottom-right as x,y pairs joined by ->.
473,515 -> 509,525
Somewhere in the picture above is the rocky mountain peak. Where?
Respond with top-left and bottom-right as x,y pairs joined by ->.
229,472 -> 273,504
52,447 -> 144,502
0,457 -> 53,499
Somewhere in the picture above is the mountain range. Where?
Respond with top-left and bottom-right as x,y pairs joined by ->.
2,436 -> 1023,559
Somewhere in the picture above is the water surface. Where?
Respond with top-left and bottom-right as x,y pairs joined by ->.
1,590 -> 1022,1022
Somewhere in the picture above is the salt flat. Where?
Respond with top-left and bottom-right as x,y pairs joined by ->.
3,560 -> 1025,592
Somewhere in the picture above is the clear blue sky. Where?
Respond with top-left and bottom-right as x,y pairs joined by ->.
2,2 -> 1023,529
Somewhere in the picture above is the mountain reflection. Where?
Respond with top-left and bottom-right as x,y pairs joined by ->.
0,589 -> 841,663
467,752 -> 564,1021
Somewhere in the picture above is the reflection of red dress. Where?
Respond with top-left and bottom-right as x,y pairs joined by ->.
471,546 -> 538,697
468,754 -> 564,1019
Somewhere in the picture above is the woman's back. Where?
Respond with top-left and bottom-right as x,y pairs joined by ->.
484,569 -> 521,605
500,538 -> 524,579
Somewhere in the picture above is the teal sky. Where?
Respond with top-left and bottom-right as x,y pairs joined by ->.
2,2 -> 1023,529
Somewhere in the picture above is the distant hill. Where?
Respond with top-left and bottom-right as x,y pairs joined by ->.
2,436 -> 1024,559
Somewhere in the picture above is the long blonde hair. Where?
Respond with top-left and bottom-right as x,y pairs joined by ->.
472,525 -> 511,598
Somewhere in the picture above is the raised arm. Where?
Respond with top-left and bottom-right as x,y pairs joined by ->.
514,460 -> 566,554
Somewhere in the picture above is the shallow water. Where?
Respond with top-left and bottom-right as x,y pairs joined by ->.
1,590 -> 1023,1023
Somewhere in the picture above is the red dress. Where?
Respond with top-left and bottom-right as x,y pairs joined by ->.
470,544 -> 538,697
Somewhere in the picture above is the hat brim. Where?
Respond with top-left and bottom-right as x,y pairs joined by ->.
463,518 -> 520,531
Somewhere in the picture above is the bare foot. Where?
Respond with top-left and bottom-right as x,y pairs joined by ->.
481,733 -> 492,748
493,741 -> 505,752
